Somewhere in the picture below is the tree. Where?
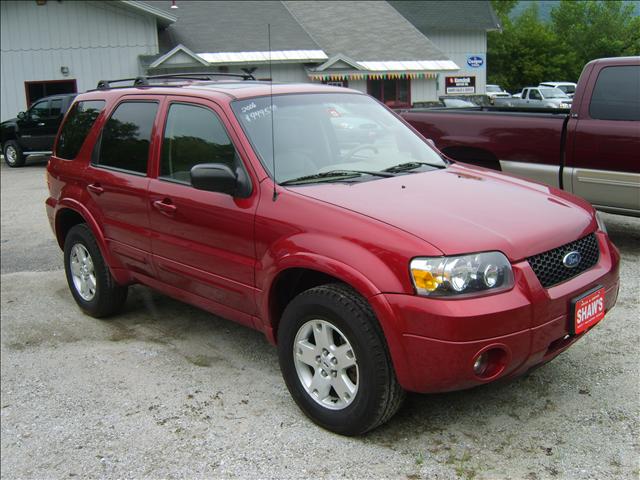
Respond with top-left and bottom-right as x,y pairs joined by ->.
488,2 -> 573,93
550,0 -> 640,79
488,0 -> 639,93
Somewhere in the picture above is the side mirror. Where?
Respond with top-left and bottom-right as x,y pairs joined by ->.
190,163 -> 251,198
17,111 -> 26,120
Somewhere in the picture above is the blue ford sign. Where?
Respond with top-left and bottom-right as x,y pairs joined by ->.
563,251 -> 582,268
467,56 -> 484,68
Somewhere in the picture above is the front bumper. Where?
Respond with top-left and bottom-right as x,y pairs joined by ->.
372,232 -> 620,393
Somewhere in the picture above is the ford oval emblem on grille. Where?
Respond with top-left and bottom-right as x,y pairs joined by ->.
563,251 -> 582,268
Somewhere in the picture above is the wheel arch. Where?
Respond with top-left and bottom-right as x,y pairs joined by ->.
54,200 -> 128,283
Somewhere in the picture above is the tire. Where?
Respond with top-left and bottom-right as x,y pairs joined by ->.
278,283 -> 404,435
63,224 -> 127,318
3,140 -> 25,167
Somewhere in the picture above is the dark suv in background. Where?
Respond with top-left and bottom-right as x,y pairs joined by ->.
1,93 -> 76,167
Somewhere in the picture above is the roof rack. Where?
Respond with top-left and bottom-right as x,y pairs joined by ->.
96,72 -> 256,90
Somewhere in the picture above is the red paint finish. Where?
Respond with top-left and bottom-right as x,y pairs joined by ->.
46,80 -> 620,395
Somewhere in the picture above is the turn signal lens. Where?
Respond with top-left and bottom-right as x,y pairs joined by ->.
410,252 -> 513,298
410,269 -> 440,292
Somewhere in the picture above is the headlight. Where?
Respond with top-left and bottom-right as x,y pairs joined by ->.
595,211 -> 608,234
410,252 -> 514,297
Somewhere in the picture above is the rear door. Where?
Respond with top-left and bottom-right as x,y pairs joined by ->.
83,96 -> 162,277
147,97 -> 259,327
566,64 -> 640,215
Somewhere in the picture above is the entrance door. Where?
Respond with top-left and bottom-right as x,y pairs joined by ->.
25,79 -> 77,106
367,78 -> 411,108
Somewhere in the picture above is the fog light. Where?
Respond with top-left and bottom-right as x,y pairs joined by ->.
473,352 -> 489,376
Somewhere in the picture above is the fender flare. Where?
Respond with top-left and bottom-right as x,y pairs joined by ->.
259,251 -> 413,390
55,199 -> 129,283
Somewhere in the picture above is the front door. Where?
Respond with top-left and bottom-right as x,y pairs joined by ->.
83,97 -> 161,278
18,98 -> 51,151
566,64 -> 640,214
147,98 -> 259,325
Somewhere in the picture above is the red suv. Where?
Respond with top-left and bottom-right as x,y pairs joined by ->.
46,75 -> 620,435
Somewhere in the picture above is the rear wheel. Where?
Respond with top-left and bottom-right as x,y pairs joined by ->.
3,141 -> 25,167
278,283 -> 404,435
64,224 -> 127,318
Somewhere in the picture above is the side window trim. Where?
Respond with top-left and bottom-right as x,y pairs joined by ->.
92,99 -> 160,177
158,100 -> 250,189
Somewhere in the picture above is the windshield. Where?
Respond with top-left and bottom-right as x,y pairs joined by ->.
540,87 -> 569,99
486,86 -> 502,92
232,93 -> 445,184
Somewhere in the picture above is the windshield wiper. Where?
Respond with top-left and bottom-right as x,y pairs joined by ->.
383,161 -> 445,173
280,169 -> 395,186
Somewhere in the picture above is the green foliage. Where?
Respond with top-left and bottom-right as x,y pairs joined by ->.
488,0 -> 639,93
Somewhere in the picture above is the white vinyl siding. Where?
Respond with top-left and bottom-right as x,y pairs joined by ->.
427,31 -> 488,96
0,0 -> 159,120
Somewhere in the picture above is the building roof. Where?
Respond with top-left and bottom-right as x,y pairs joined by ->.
388,0 -> 500,32
150,1 -> 321,53
120,0 -> 176,27
282,0 -> 449,62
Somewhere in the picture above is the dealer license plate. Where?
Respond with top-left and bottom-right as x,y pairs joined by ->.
571,286 -> 605,335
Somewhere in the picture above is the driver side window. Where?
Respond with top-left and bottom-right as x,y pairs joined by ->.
30,100 -> 50,120
529,90 -> 542,100
160,103 -> 237,184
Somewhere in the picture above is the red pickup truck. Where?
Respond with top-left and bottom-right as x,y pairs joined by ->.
401,57 -> 640,217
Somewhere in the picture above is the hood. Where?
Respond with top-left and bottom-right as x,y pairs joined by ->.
290,164 -> 596,261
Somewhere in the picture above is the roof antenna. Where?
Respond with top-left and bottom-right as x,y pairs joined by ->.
268,23 -> 278,201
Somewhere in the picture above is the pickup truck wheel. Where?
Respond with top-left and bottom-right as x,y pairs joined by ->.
278,283 -> 404,435
3,141 -> 25,167
64,224 -> 127,318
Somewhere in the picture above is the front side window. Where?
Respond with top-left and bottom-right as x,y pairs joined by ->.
96,102 -> 158,174
30,100 -> 49,120
589,65 -> 640,121
232,93 -> 445,184
529,90 -> 542,100
50,99 -> 63,117
56,100 -> 105,160
160,103 -> 237,183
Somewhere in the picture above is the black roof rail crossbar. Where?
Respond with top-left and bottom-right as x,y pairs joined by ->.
96,72 -> 256,89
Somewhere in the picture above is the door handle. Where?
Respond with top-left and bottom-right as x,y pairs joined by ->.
87,183 -> 104,195
153,199 -> 177,216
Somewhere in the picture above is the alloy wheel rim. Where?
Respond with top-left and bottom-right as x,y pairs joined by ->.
293,319 -> 359,410
69,243 -> 96,301
6,146 -> 17,165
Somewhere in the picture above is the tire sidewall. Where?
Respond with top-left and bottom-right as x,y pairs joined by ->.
278,288 -> 387,435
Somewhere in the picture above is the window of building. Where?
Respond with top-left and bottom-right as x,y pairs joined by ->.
367,78 -> 410,107
57,100 -> 105,160
96,102 -> 158,175
590,66 -> 640,121
160,103 -> 237,184
24,80 -> 77,106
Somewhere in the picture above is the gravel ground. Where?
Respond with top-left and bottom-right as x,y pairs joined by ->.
1,160 -> 639,479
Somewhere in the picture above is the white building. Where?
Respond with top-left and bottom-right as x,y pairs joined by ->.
0,0 -> 498,121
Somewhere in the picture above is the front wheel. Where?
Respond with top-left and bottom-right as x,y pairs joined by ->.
3,141 -> 25,167
64,224 -> 128,318
278,283 -> 404,435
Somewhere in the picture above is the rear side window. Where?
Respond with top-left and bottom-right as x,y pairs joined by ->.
96,102 -> 158,175
589,65 -> 640,121
56,100 -> 105,160
160,103 -> 237,183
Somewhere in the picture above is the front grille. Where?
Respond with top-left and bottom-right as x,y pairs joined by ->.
527,233 -> 599,288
